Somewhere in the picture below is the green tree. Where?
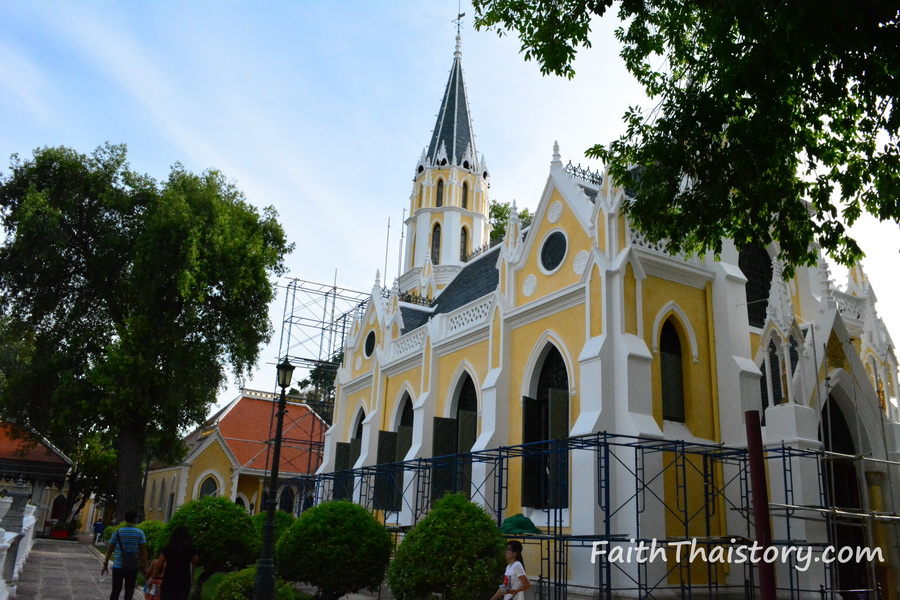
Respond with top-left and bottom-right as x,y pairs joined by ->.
0,144 -> 291,514
388,494 -> 506,600
275,500 -> 392,600
489,200 -> 533,242
473,1 -> 900,273
162,496 -> 260,599
251,510 -> 295,545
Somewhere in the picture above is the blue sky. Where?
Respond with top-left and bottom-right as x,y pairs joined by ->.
2,2 -> 898,408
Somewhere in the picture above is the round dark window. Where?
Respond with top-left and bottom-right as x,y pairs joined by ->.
364,331 -> 376,357
540,231 -> 567,272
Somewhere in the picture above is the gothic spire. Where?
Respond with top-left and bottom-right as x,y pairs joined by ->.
424,35 -> 478,169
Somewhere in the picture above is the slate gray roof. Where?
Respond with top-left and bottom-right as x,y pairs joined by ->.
425,40 -> 477,168
432,245 -> 500,315
400,305 -> 432,334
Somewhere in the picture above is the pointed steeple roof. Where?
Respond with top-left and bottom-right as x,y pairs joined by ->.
425,35 -> 478,169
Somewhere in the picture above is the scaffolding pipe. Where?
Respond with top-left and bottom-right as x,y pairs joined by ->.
745,410 -> 776,600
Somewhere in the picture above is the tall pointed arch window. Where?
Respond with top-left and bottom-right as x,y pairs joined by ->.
375,394 -> 415,511
436,180 -> 444,207
739,246 -> 773,328
417,185 -> 423,209
199,476 -> 218,498
522,346 -> 569,509
433,372 -> 479,500
279,487 -> 295,514
459,227 -> 468,261
759,339 -> 783,423
461,181 -> 468,209
660,319 -> 686,422
334,408 -> 366,500
431,224 -> 441,264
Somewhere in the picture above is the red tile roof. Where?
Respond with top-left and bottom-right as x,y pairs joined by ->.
0,423 -> 70,465
162,392 -> 328,476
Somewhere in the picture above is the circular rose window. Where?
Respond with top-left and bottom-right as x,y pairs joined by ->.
540,231 -> 567,272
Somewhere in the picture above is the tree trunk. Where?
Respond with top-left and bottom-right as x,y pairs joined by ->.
192,569 -> 213,600
115,421 -> 146,521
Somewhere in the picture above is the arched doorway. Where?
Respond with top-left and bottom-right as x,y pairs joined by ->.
523,345 -> 569,509
821,397 -> 869,595
432,372 -> 479,500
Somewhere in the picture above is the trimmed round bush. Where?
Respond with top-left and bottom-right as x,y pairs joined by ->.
216,566 -> 306,600
252,510 -> 295,544
137,520 -> 167,557
162,496 -> 260,598
388,494 -> 506,600
276,500 -> 392,600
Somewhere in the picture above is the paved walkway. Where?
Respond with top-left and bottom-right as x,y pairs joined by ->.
15,537 -> 138,600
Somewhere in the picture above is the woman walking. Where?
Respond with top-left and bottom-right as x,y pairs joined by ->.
491,540 -> 531,600
154,526 -> 197,600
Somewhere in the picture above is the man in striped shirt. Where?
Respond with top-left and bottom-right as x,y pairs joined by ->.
102,510 -> 148,600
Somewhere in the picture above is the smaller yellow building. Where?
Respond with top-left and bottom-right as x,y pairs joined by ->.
144,389 -> 326,520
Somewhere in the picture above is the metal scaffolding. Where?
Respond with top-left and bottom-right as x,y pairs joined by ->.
308,432 -> 899,599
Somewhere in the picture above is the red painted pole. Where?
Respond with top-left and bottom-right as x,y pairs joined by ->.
745,410 -> 776,599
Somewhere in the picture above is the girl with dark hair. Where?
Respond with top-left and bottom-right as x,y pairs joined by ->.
155,526 -> 197,600
490,540 -> 531,600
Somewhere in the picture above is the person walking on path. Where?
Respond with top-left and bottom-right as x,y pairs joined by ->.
94,517 -> 106,544
154,525 -> 197,600
490,540 -> 531,600
102,511 -> 148,600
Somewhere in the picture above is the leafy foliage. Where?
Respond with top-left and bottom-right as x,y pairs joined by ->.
275,500 -> 392,600
163,496 -> 260,599
216,566 -> 307,600
0,144 -> 291,512
388,494 -> 506,600
251,510 -> 296,545
489,200 -> 533,242
473,1 -> 900,273
138,520 -> 168,558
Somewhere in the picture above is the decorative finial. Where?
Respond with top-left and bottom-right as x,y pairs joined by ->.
455,34 -> 462,58
552,141 -> 562,166
375,270 -> 381,288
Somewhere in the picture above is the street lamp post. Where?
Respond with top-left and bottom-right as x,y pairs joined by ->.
253,357 -> 295,600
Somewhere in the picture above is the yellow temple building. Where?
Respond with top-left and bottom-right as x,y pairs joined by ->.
318,35 -> 900,598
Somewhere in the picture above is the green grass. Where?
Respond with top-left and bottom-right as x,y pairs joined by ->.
195,568 -> 228,600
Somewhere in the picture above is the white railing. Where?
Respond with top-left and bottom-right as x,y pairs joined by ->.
445,298 -> 492,335
834,291 -> 865,320
394,329 -> 426,359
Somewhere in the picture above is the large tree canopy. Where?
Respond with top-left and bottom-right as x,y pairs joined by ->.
0,144 -> 292,514
473,0 -> 900,272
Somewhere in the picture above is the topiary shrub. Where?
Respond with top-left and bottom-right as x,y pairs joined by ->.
102,522 -> 124,542
252,510 -> 295,544
216,566 -> 309,600
137,520 -> 167,557
275,500 -> 392,600
162,496 -> 260,600
388,494 -> 506,600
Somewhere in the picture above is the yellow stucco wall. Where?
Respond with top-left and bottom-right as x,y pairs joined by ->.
184,438 -> 233,502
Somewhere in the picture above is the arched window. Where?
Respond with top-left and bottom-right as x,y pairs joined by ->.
459,228 -> 468,261
739,246 -> 773,328
417,185 -> 423,209
50,494 -> 67,520
199,476 -> 218,498
660,319 -> 686,422
431,224 -> 441,264
279,487 -> 295,514
759,339 -> 783,421
235,496 -> 246,511
436,180 -> 444,207
432,373 -> 479,501
158,478 -> 166,510
461,181 -> 468,209
374,393 -> 415,511
522,346 -> 569,509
